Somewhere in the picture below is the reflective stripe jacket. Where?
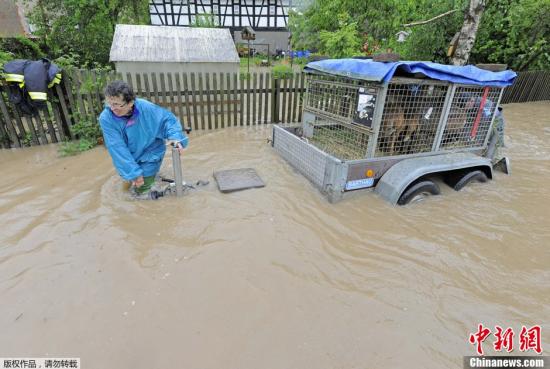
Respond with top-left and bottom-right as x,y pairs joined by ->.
99,98 -> 189,181
3,58 -> 62,107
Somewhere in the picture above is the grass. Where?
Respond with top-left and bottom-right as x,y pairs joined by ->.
239,56 -> 303,74
308,125 -> 370,161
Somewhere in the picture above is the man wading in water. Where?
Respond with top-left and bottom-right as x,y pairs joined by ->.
100,80 -> 188,198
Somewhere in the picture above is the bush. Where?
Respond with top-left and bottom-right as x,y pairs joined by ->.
72,118 -> 102,142
272,64 -> 293,79
0,37 -> 42,61
58,118 -> 102,157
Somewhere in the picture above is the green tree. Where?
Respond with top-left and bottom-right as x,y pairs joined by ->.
472,0 -> 550,70
290,0 -> 464,61
25,0 -> 150,68
318,12 -> 362,58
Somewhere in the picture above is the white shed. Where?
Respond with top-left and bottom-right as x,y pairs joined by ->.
109,24 -> 240,76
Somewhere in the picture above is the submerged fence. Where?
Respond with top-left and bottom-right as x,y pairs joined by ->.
0,69 -> 306,148
0,69 -> 548,149
501,70 -> 550,104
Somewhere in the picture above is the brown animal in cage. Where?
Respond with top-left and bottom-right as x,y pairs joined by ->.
444,96 -> 478,138
381,104 -> 420,155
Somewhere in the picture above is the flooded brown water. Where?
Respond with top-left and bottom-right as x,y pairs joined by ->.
1,101 -> 549,368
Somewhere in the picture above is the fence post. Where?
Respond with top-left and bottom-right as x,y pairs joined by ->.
0,90 -> 21,147
271,77 -> 280,123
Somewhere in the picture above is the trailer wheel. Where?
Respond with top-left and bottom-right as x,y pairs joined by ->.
445,170 -> 488,191
397,180 -> 440,205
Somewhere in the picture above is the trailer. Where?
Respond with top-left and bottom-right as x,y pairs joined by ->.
272,59 -> 516,204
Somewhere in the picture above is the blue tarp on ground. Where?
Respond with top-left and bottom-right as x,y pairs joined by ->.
304,59 -> 517,87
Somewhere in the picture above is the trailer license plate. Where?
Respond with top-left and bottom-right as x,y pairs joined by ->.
345,178 -> 374,190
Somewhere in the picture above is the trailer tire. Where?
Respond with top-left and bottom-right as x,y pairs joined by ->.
446,169 -> 488,191
397,180 -> 440,205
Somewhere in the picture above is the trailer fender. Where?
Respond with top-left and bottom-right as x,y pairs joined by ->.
374,152 -> 493,205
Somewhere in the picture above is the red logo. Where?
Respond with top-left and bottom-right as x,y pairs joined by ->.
469,324 -> 543,356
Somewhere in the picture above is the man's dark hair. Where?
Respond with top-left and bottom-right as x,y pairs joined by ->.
104,80 -> 135,103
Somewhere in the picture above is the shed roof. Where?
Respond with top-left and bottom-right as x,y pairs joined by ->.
110,25 -> 240,63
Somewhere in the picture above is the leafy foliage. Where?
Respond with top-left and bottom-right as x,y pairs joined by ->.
289,0 -> 550,70
58,116 -> 103,156
192,13 -> 219,27
318,13 -> 362,58
25,0 -> 150,68
471,0 -> 550,70
272,64 -> 294,79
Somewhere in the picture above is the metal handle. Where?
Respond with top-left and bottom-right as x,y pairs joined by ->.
171,146 -> 184,197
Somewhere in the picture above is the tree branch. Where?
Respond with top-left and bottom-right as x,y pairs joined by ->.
402,9 -> 458,27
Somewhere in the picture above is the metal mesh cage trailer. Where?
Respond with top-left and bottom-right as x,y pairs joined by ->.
272,73 -> 505,202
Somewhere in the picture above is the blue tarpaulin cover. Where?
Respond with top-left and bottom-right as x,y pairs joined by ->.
304,59 -> 517,87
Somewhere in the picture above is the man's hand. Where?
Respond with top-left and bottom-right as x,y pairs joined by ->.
132,175 -> 144,188
167,140 -> 186,155
175,142 -> 186,155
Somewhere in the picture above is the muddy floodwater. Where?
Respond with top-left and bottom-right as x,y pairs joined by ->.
1,101 -> 549,368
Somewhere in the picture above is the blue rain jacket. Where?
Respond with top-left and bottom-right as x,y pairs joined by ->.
99,98 -> 188,181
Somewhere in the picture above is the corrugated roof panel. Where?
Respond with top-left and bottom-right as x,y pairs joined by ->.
110,25 -> 240,63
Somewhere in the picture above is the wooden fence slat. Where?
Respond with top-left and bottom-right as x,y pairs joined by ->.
291,72 -> 299,122
34,111 -> 50,144
159,73 -> 168,110
281,76 -> 288,123
22,115 -> 39,145
50,97 -> 66,141
520,72 -> 535,102
264,73 -> 270,123
509,72 -> 525,102
205,73 -> 213,130
189,73 -> 199,131
539,72 -> 550,100
530,72 -> 541,101
11,106 -> 27,144
173,73 -> 185,126
531,71 -> 542,101
219,72 -> 225,129
41,106 -> 58,143
258,73 -> 264,124
151,72 -> 160,105
74,70 -> 88,121
534,71 -> 548,101
167,73 -> 176,117
297,72 -> 306,122
0,112 -> 10,148
233,73 -> 238,127
213,73 -> 219,129
141,73 -> 152,102
73,70 -> 89,124
0,91 -> 20,147
84,70 -> 98,120
272,77 -> 280,123
239,74 -> 244,126
252,73 -> 258,125
288,73 -> 294,122
62,70 -> 78,126
197,73 -> 206,130
182,73 -> 193,130
91,70 -> 103,109
53,84 -> 73,138
226,73 -> 232,127
246,74 -> 251,125
516,72 -> 530,102
135,74 -> 143,99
